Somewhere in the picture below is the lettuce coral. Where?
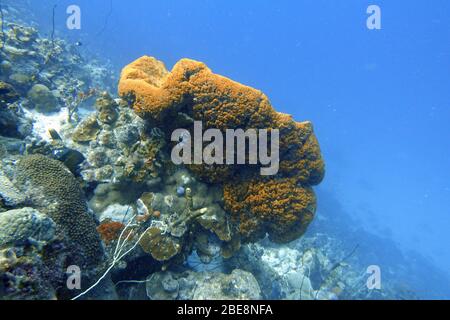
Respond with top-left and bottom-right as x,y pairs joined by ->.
119,56 -> 325,246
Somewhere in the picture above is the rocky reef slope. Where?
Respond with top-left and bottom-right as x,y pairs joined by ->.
2,1 -> 428,301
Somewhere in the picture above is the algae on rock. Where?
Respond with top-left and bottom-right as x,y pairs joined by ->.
27,84 -> 59,113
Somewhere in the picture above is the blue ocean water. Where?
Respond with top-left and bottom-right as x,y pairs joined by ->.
5,0 -> 450,299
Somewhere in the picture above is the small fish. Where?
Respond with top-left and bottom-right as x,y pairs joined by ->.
48,128 -> 62,141
53,148 -> 85,175
75,41 -> 82,46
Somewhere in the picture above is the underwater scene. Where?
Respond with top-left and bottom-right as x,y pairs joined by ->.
0,0 -> 449,301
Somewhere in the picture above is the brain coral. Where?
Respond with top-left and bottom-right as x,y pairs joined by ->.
119,56 -> 325,244
0,207 -> 56,247
15,154 -> 104,267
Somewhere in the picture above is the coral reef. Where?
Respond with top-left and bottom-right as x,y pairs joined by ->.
0,1 -> 440,301
64,91 -> 165,186
133,169 -> 232,264
118,56 -> 325,244
0,4 -> 330,299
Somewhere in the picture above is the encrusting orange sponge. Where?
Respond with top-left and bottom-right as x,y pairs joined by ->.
119,56 -> 325,244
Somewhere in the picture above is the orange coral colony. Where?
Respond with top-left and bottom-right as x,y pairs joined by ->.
97,221 -> 126,245
119,56 -> 325,244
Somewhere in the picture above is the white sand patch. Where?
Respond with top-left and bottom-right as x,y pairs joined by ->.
23,107 -> 69,141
